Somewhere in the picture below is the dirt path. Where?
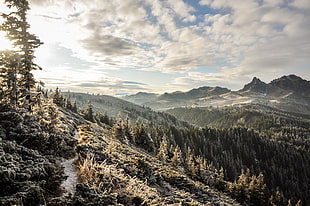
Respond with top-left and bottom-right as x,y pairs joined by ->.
60,130 -> 80,196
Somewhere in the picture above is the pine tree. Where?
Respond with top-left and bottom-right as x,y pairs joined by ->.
51,87 -> 64,107
122,115 -> 132,142
132,122 -> 154,152
248,173 -> 268,205
84,100 -> 95,122
72,99 -> 78,113
0,0 -> 43,102
185,147 -> 197,178
157,134 -> 168,163
0,51 -> 19,106
171,145 -> 182,168
65,95 -> 72,110
111,115 -> 123,140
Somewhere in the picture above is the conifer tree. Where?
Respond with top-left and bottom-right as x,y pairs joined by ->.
171,145 -> 182,168
0,0 -> 43,102
132,122 -> 154,152
248,173 -> 268,205
84,100 -> 95,122
157,134 -> 168,163
0,51 -> 19,106
65,95 -> 72,110
112,115 -> 123,140
122,115 -> 132,142
185,147 -> 197,178
51,87 -> 64,107
72,99 -> 78,113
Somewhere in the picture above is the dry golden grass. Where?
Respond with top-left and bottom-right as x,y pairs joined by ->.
78,153 -> 159,203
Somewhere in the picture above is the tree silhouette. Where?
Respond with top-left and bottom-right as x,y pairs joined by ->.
0,0 -> 43,107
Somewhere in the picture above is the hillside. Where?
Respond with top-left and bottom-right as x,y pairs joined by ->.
0,97 -> 242,205
63,92 -> 190,128
167,104 -> 310,130
2,92 -> 308,205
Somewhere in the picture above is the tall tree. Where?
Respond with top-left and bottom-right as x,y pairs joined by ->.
0,51 -> 19,106
0,0 -> 43,102
157,134 -> 168,163
84,100 -> 95,122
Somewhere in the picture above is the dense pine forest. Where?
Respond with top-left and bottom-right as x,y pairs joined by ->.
0,0 -> 309,206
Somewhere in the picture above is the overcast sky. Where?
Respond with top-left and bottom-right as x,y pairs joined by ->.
1,0 -> 309,95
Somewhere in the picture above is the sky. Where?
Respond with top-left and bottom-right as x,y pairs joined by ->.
0,0 -> 309,95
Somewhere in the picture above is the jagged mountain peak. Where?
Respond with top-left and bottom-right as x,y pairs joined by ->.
241,77 -> 267,93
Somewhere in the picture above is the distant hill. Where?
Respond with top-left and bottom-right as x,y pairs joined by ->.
123,86 -> 231,110
123,75 -> 310,114
122,92 -> 158,105
63,92 -> 189,128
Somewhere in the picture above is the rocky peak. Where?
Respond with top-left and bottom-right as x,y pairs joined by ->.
270,74 -> 310,97
242,77 -> 267,93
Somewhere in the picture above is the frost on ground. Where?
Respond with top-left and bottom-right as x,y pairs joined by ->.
61,156 -> 78,196
61,130 -> 80,196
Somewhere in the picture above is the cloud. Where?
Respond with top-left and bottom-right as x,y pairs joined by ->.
170,69 -> 253,91
81,34 -> 138,57
22,0 -> 310,94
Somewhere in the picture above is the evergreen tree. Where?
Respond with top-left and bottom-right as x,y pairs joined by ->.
171,145 -> 182,168
65,95 -> 72,110
185,147 -> 197,178
51,87 -> 64,107
0,0 -> 43,101
84,100 -> 95,122
122,115 -> 132,142
132,122 -> 154,152
157,134 -> 168,163
72,99 -> 78,113
248,173 -> 268,205
0,51 -> 19,106
111,115 -> 123,140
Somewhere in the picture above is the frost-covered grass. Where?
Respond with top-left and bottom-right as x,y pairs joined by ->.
75,124 -> 240,206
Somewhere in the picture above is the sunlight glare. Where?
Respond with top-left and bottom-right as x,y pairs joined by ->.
0,31 -> 15,51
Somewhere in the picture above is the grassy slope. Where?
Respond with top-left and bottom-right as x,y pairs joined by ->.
63,123 -> 240,206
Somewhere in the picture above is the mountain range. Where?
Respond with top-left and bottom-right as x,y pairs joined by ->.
123,74 -> 310,114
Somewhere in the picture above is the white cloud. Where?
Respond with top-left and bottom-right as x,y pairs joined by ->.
1,0 -> 307,94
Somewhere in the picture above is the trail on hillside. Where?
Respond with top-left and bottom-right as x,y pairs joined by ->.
60,130 -> 80,196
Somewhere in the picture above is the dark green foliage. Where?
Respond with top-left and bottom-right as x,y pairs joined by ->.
122,115 -> 132,142
83,100 -> 95,122
51,87 -> 65,107
72,99 -> 78,113
167,104 -> 310,132
154,125 -> 309,205
132,122 -> 155,153
111,116 -> 123,140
